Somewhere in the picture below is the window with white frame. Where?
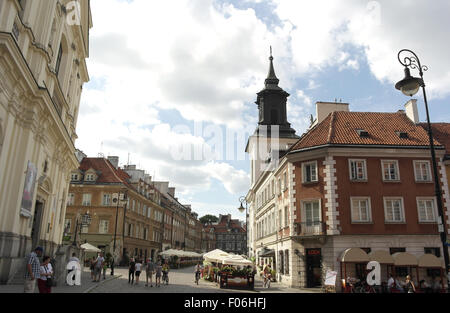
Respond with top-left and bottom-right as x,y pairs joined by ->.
414,161 -> 432,182
102,194 -> 111,206
417,198 -> 437,222
302,200 -> 321,225
67,193 -> 75,206
349,159 -> 367,181
283,172 -> 287,190
71,173 -> 79,181
384,198 -> 405,223
81,224 -> 89,234
382,160 -> 400,181
85,173 -> 95,182
284,206 -> 289,227
302,161 -> 318,183
82,193 -> 91,206
64,219 -> 72,233
99,220 -> 109,234
351,197 -> 372,222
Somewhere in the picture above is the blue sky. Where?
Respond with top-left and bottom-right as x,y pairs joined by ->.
77,0 -> 450,222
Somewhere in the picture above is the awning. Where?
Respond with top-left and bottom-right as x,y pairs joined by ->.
222,255 -> 253,267
392,252 -> 418,266
80,243 -> 101,252
418,254 -> 445,268
203,249 -> 230,263
340,248 -> 369,263
368,250 -> 394,264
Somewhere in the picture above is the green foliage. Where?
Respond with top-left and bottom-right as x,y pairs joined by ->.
199,215 -> 219,225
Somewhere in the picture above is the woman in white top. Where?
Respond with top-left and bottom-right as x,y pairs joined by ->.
38,256 -> 53,293
135,260 -> 142,285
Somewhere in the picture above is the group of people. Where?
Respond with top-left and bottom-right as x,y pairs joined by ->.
387,273 -> 443,293
128,258 -> 170,287
24,247 -> 53,293
89,252 -> 106,282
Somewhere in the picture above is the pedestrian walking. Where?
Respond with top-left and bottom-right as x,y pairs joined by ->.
37,256 -> 53,293
405,275 -> 416,293
24,246 -> 43,293
90,256 -> 96,281
145,258 -> 155,287
155,261 -> 162,287
102,260 -> 108,280
94,253 -> 104,282
135,259 -> 142,285
128,258 -> 136,284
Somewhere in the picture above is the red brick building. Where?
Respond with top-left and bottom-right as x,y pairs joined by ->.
246,54 -> 449,291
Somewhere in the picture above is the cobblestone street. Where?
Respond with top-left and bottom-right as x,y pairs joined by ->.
89,266 -> 317,293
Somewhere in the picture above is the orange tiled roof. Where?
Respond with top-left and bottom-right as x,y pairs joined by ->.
422,123 -> 450,157
291,111 -> 443,151
79,158 -> 132,186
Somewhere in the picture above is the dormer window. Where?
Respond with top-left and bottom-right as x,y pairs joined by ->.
71,173 -> 79,181
85,173 -> 95,182
396,131 -> 409,139
356,129 -> 369,138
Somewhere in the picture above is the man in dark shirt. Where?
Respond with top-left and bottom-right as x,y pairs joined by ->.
128,258 -> 136,284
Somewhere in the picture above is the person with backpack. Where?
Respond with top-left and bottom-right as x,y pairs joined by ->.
128,258 -> 136,285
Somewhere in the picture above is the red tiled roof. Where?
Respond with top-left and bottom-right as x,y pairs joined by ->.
422,123 -> 450,156
291,111 -> 443,151
79,158 -> 131,185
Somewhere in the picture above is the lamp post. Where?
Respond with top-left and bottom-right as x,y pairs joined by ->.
238,196 -> 248,257
72,212 -> 92,247
395,49 -> 450,291
111,190 -> 127,276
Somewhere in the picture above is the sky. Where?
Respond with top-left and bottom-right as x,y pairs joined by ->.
77,0 -> 450,222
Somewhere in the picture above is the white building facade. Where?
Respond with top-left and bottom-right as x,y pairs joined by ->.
0,0 -> 91,283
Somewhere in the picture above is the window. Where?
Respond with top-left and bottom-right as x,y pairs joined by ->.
85,173 -> 95,182
424,247 -> 440,258
278,179 -> 282,195
102,194 -> 111,206
303,201 -> 321,225
67,193 -> 75,206
82,194 -> 91,206
284,206 -> 289,228
285,250 -> 289,275
71,173 -> 79,181
279,251 -> 284,274
417,198 -> 436,222
81,224 -> 89,234
384,198 -> 405,223
99,220 -> 109,234
382,160 -> 400,181
390,247 -> 406,255
64,219 -> 72,233
414,161 -> 432,182
283,172 -> 287,190
278,210 -> 282,230
302,161 -> 318,183
55,44 -> 63,75
351,197 -> 372,222
349,159 -> 367,181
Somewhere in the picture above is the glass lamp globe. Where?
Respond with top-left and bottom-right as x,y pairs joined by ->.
395,67 -> 422,97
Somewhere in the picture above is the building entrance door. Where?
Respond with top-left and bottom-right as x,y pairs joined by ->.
306,248 -> 322,288
31,201 -> 44,248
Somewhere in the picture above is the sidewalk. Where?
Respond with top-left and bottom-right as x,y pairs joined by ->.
0,268 -> 121,293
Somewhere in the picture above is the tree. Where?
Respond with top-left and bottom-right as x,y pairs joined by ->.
200,215 -> 218,225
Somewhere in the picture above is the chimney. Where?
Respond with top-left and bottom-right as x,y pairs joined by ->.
315,101 -> 350,125
168,187 -> 175,197
107,156 -> 119,169
405,99 -> 419,124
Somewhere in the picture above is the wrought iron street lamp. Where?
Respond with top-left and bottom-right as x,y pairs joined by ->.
238,196 -> 248,257
111,190 -> 127,276
72,212 -> 92,246
395,49 -> 450,291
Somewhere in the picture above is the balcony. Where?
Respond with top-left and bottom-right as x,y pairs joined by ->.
294,221 -> 326,236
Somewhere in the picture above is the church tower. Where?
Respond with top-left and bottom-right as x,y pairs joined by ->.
246,49 -> 300,187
